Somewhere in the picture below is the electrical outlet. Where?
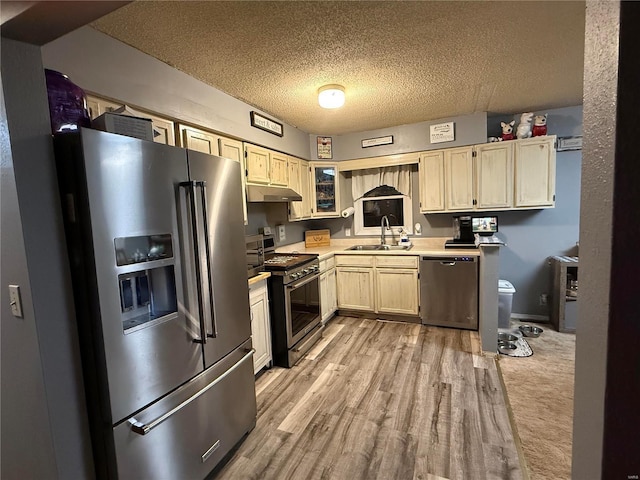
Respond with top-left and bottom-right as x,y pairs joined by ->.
345,227 -> 351,237
539,293 -> 548,306
277,224 -> 286,242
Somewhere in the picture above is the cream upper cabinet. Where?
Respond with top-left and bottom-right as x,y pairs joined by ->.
445,146 -> 475,211
514,136 -> 556,207
244,143 -> 289,187
475,142 -> 514,210
419,150 -> 446,213
288,157 -> 313,221
311,162 -> 340,217
179,125 -> 219,155
269,152 -> 289,186
300,160 -> 313,218
419,136 -> 556,213
244,144 -> 270,184
86,94 -> 122,119
86,95 -> 176,146
219,136 -> 248,225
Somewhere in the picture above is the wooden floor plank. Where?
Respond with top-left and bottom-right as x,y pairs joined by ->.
213,316 -> 523,480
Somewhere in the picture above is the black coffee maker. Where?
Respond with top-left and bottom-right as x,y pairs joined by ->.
445,215 -> 476,248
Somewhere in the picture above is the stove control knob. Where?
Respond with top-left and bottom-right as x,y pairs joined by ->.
303,268 -> 310,274
292,273 -> 300,279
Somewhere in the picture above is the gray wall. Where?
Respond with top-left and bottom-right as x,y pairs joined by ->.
41,27 -> 311,159
491,106 -> 582,317
1,38 -> 94,480
309,111 -> 487,160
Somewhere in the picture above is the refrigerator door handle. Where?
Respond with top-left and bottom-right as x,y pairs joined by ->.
195,181 -> 217,339
127,349 -> 255,435
179,181 -> 207,345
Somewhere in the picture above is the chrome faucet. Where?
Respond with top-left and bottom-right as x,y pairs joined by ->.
380,215 -> 390,245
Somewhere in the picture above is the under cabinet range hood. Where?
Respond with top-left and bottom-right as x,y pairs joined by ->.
247,185 -> 302,202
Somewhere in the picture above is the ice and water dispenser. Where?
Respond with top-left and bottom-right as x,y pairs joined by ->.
115,234 -> 178,333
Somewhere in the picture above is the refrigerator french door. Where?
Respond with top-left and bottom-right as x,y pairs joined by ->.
54,128 -> 256,479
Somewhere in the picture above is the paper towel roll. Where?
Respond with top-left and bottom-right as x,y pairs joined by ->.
341,207 -> 355,218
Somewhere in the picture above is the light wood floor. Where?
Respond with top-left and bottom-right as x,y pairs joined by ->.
214,316 -> 523,480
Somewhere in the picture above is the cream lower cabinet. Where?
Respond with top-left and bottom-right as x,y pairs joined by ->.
336,266 -> 375,311
374,255 -> 419,315
335,255 -> 419,316
249,279 -> 272,374
319,257 -> 337,323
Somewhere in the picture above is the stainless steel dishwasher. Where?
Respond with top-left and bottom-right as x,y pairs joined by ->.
420,256 -> 478,330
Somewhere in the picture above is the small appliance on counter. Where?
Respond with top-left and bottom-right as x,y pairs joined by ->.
445,215 -> 475,248
445,215 -> 499,248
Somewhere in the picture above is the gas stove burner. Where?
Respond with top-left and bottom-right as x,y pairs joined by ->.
264,252 -> 319,272
264,255 -> 298,265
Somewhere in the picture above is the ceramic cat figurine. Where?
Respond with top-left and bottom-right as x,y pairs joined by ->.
516,112 -> 534,139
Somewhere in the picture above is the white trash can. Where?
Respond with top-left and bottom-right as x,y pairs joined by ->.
498,280 -> 516,328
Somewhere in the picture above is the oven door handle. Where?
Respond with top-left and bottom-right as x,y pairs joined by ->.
286,272 -> 320,290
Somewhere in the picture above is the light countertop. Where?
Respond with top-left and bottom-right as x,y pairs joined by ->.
248,271 -> 271,286
275,237 -> 485,260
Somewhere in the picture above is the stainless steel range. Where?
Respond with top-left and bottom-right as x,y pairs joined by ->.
265,253 -> 323,367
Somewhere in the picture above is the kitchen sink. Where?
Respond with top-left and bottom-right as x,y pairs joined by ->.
345,244 -> 412,251
346,245 -> 384,251
379,244 -> 412,251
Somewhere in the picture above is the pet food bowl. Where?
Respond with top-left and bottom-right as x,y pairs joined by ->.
498,332 -> 518,343
519,325 -> 543,338
498,341 -> 518,354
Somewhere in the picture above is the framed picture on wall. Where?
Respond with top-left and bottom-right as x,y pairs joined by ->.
317,136 -> 332,159
557,136 -> 582,151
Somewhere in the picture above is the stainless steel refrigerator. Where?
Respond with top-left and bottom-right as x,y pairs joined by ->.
53,128 -> 256,479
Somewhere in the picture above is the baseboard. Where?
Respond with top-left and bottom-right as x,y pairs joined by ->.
511,313 -> 550,323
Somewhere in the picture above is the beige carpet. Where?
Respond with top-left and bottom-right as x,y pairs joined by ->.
497,322 -> 575,480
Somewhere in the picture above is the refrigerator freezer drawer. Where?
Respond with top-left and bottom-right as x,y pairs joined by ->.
112,339 -> 256,479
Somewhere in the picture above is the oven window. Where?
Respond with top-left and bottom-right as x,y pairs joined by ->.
289,277 -> 320,338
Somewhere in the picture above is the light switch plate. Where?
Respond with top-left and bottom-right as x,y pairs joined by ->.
9,285 -> 23,318
277,224 -> 286,242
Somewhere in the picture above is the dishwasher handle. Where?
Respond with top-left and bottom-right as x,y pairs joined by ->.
421,256 -> 477,263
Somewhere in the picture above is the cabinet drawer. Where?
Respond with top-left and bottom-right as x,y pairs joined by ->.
319,256 -> 335,272
375,255 -> 418,269
334,255 -> 374,267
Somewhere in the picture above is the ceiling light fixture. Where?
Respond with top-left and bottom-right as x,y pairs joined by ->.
318,84 -> 345,109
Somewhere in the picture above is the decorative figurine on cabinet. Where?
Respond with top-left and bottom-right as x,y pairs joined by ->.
500,120 -> 516,141
532,114 -> 548,136
516,112 -> 534,139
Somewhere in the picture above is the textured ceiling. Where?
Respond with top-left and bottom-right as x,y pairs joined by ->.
91,1 -> 586,135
